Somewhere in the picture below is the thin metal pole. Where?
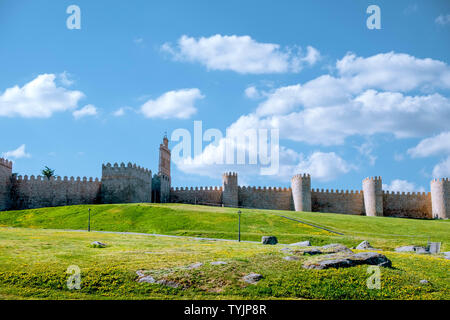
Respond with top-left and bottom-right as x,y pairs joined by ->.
88,208 -> 91,232
238,210 -> 241,242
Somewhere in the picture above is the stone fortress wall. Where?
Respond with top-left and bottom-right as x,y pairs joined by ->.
10,175 -> 101,210
0,136 -> 449,220
101,162 -> 152,204
0,158 -> 12,211
170,186 -> 223,205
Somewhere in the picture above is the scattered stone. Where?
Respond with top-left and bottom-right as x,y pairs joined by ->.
419,280 -> 430,284
303,252 -> 392,270
262,236 -> 278,245
395,245 -> 428,253
356,241 -> 374,250
283,256 -> 300,261
303,249 -> 322,256
290,241 -> 311,247
210,261 -> 228,265
90,241 -> 107,248
347,252 -> 392,268
156,279 -> 179,288
304,258 -> 352,270
321,243 -> 353,253
442,252 -> 450,260
280,247 -> 292,252
415,247 -> 430,254
187,262 -> 203,269
428,242 -> 441,254
136,270 -> 146,278
137,275 -> 156,284
242,273 -> 263,284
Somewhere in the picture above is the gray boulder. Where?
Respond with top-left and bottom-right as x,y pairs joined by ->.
419,279 -> 430,284
303,252 -> 392,270
356,241 -> 373,250
137,275 -> 156,284
210,261 -> 228,265
442,252 -> 450,260
303,249 -> 322,256
428,242 -> 441,254
395,245 -> 428,253
347,252 -> 392,268
242,273 -> 263,284
304,258 -> 352,270
262,236 -> 278,245
283,256 -> 300,261
290,241 -> 311,247
90,241 -> 107,248
187,262 -> 203,269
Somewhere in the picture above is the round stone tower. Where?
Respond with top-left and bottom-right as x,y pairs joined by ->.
291,174 -> 311,212
222,172 -> 238,207
362,176 -> 383,217
430,178 -> 449,219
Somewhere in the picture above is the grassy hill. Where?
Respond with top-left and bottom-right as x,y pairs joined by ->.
0,227 -> 449,300
0,203 -> 449,250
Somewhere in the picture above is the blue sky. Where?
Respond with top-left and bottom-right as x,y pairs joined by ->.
1,0 -> 450,192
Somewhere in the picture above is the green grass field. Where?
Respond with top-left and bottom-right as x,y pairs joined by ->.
1,203 -> 449,250
0,203 -> 448,300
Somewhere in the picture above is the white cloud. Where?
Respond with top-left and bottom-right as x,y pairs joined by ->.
2,144 -> 31,159
162,34 -> 320,74
134,37 -> 144,44
407,131 -> 450,158
250,52 -> 450,145
59,71 -> 75,86
294,151 -> 352,181
244,86 -> 261,99
383,179 -> 425,193
336,52 -> 450,91
112,106 -> 134,117
140,88 -> 204,119
172,51 -> 450,182
432,156 -> 450,178
0,74 -> 84,118
73,104 -> 98,119
435,14 -> 450,26
301,46 -> 321,65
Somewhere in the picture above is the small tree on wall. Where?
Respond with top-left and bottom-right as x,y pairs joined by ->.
41,166 -> 56,180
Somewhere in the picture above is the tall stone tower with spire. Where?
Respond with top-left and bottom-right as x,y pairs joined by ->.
157,134 -> 171,203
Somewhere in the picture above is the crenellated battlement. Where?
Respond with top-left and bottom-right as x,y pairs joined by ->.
171,186 -> 222,191
222,172 -> 237,177
102,162 -> 152,179
12,175 -> 100,183
383,190 -> 430,196
363,176 -> 382,182
431,177 -> 449,183
291,173 -> 310,181
238,186 -> 291,192
0,158 -> 12,169
312,188 -> 362,194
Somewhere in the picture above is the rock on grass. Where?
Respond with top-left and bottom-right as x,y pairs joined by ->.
303,252 -> 392,270
242,273 -> 263,284
90,241 -> 107,248
262,236 -> 278,245
290,241 -> 311,247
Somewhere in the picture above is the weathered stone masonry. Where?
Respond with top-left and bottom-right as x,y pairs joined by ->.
0,137 -> 449,219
